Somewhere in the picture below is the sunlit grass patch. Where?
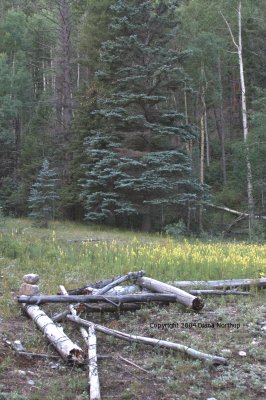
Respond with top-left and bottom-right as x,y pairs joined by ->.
0,218 -> 265,317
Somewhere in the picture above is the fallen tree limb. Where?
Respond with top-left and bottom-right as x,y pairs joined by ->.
206,204 -> 266,220
67,315 -> 228,366
171,278 -> 266,289
137,277 -> 204,311
87,324 -> 101,400
117,355 -> 151,374
82,303 -> 141,313
188,289 -> 251,296
60,285 -> 101,400
52,309 -> 71,323
5,340 -> 60,359
101,284 -> 141,296
66,276 -> 124,295
96,271 -> 145,295
23,304 -> 84,364
18,293 -> 187,305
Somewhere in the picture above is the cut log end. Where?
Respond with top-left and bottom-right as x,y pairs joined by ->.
192,297 -> 204,311
68,348 -> 84,364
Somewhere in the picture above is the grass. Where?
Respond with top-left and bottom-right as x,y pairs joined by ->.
0,218 -> 266,399
0,217 -> 265,317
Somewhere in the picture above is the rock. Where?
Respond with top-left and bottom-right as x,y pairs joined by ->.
238,351 -> 247,357
220,349 -> 232,357
23,274 -> 39,284
50,363 -> 60,369
207,398 -> 218,400
13,340 -> 25,352
13,370 -> 26,377
27,380 -> 35,385
19,283 -> 40,296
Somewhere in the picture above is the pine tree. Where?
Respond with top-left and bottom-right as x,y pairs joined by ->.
28,159 -> 59,227
82,0 -> 206,231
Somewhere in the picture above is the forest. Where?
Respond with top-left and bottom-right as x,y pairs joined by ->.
0,0 -> 265,239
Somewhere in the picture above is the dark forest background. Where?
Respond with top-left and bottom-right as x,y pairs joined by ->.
0,0 -> 265,239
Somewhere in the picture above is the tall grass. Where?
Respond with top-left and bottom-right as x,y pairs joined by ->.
0,218 -> 265,316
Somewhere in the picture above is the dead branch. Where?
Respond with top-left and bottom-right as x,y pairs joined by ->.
67,315 -> 228,366
117,355 -> 151,374
96,271 -> 145,295
207,203 -> 266,220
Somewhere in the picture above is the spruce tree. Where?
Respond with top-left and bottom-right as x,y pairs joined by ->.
82,0 -> 206,231
28,159 -> 59,227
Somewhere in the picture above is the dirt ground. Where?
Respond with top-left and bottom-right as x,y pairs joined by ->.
0,293 -> 266,400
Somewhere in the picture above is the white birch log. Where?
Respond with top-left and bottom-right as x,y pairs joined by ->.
137,277 -> 204,311
23,304 -> 84,363
67,315 -> 228,366
171,278 -> 266,289
96,271 -> 144,295
188,289 -> 251,296
60,285 -> 101,400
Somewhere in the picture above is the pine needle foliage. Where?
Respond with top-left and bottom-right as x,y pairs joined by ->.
28,159 -> 59,228
82,0 -> 206,231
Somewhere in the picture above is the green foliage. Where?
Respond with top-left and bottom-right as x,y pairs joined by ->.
82,0 -> 206,231
28,159 -> 59,228
163,220 -> 186,238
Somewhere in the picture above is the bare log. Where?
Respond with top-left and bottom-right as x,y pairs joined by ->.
102,284 -> 140,295
52,302 -> 141,323
67,315 -> 228,366
171,278 -> 266,290
82,303 -> 141,313
188,289 -> 251,296
52,309 -> 71,323
18,293 -> 186,305
137,277 -> 204,311
23,304 -> 84,363
66,275 -> 124,295
60,285 -> 101,400
96,271 -> 144,295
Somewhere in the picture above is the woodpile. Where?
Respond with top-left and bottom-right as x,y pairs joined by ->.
17,271 -> 262,398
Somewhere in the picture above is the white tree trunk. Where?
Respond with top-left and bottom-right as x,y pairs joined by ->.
221,2 -> 255,237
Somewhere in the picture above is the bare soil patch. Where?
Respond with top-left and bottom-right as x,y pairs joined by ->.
0,292 -> 266,399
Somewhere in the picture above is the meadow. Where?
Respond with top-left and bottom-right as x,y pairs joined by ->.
0,218 -> 266,400
0,218 -> 265,316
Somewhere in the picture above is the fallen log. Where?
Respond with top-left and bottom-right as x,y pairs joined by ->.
188,289 -> 252,296
96,271 -> 145,295
102,284 -> 140,295
67,315 -> 228,366
60,285 -> 101,400
87,324 -> 101,400
66,275 -> 123,295
18,293 -> 188,305
137,277 -> 204,311
52,303 -> 142,323
23,304 -> 84,364
171,278 -> 266,290
82,303 -> 141,313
